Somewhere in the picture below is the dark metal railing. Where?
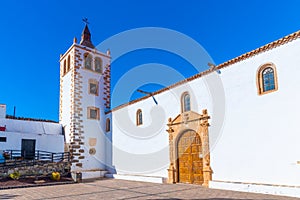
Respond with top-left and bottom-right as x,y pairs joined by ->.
0,150 -> 70,169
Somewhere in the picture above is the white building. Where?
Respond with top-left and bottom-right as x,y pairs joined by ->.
0,104 -> 64,156
60,25 -> 300,197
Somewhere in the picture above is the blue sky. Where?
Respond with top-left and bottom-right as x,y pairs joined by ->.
1,0 -> 300,121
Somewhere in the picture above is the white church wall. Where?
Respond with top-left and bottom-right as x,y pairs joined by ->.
111,35 -> 300,194
111,75 -> 213,179
105,112 -> 112,171
60,63 -> 72,144
209,38 -> 300,194
80,67 -> 106,170
73,46 -> 111,171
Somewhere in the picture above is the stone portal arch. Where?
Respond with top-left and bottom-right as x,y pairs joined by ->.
167,109 -> 212,187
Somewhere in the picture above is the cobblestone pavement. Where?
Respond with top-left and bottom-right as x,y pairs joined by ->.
0,179 -> 299,200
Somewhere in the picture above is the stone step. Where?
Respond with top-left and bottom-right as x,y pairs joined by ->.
104,173 -> 114,178
106,174 -> 166,184
72,170 -> 107,180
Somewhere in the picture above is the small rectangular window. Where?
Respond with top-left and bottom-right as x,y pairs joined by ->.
89,80 -> 99,96
88,107 -> 100,120
0,137 -> 7,142
89,83 -> 98,95
106,119 -> 111,132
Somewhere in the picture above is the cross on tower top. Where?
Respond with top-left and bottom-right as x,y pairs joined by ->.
82,17 -> 89,25
79,18 -> 94,48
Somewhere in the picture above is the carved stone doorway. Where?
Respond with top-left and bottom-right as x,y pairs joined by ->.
167,109 -> 212,187
177,130 -> 203,184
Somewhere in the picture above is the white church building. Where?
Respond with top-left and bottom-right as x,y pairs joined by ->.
59,25 -> 300,197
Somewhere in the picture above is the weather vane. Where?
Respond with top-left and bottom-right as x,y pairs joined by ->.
82,17 -> 89,25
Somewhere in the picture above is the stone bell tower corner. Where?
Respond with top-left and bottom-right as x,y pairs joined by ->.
59,23 -> 111,179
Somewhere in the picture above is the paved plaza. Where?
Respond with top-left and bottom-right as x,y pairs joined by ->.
0,179 -> 299,200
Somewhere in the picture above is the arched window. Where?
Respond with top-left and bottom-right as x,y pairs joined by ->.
181,92 -> 191,112
257,63 -> 278,95
94,57 -> 102,73
84,53 -> 92,70
106,118 -> 110,132
136,109 -> 143,126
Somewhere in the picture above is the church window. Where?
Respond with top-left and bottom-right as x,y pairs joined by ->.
257,63 -> 278,95
181,92 -> 191,112
95,57 -> 103,73
87,107 -> 100,120
136,109 -> 143,126
262,68 -> 275,91
84,53 -> 93,70
89,79 -> 99,96
106,118 -> 111,132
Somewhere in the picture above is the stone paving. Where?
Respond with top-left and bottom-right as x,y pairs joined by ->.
0,179 -> 299,200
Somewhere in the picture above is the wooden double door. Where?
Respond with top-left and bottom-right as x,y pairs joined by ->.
177,130 -> 203,184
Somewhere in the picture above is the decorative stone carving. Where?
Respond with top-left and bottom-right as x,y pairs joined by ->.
89,148 -> 96,155
167,163 -> 176,183
166,109 -> 212,187
89,138 -> 97,146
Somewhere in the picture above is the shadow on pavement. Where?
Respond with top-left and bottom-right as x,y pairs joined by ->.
0,194 -> 19,199
147,199 -> 275,200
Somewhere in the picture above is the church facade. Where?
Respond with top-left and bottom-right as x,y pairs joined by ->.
60,25 -> 300,197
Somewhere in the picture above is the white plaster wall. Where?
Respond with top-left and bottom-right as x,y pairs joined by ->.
61,68 -> 72,144
111,77 -> 212,178
0,119 -> 64,153
76,47 -> 111,170
211,38 -> 300,186
105,112 -> 112,171
0,131 -> 64,153
0,119 -> 62,135
0,104 -> 6,119
111,37 -> 300,189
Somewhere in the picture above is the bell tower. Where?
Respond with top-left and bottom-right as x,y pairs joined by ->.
59,22 -> 111,178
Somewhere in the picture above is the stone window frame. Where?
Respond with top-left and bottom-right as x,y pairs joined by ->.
84,53 -> 93,71
257,62 -> 278,95
181,92 -> 191,113
94,57 -> 103,74
136,109 -> 143,126
87,106 -> 100,120
88,79 -> 99,96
